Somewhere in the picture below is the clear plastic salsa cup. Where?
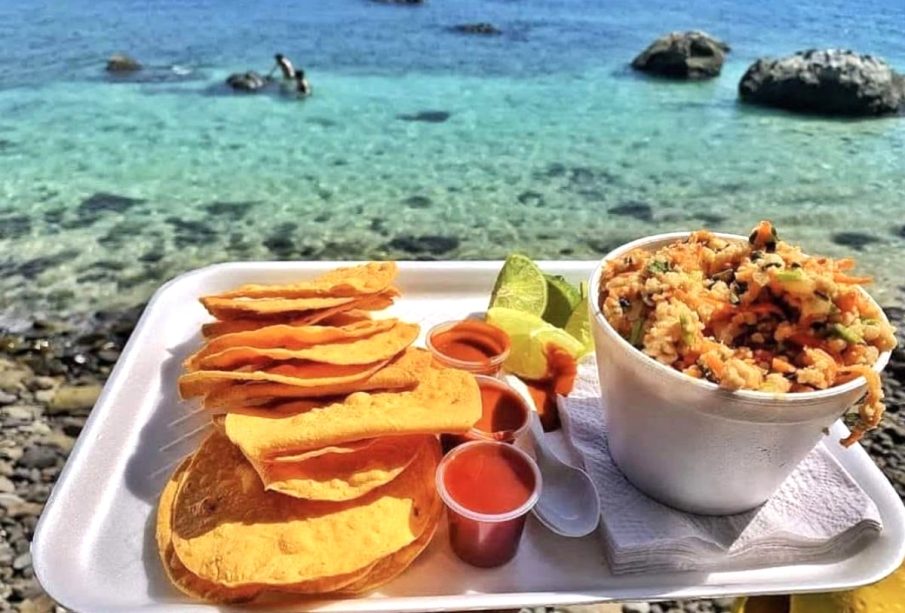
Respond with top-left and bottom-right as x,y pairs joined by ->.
441,375 -> 532,451
426,319 -> 510,376
436,440 -> 541,568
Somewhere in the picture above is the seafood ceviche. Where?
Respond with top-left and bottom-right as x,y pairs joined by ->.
598,221 -> 897,446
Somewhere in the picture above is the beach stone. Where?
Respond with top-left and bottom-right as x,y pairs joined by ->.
622,604 -> 652,613
18,445 -> 57,470
17,594 -> 56,613
226,71 -> 266,92
47,384 -> 101,415
12,552 -> 31,571
106,53 -> 141,73
2,405 -> 39,425
739,49 -> 905,116
0,493 -> 42,518
0,476 -> 13,494
0,391 -> 16,405
632,31 -> 729,79
452,23 -> 502,36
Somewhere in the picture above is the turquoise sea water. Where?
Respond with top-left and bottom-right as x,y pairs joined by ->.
1,0 -> 904,323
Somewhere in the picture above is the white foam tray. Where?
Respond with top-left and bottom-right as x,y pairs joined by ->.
32,261 -> 905,612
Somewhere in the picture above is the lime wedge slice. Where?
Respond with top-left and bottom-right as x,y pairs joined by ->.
564,299 -> 593,357
488,254 -> 548,316
486,307 -> 585,379
542,274 -> 582,328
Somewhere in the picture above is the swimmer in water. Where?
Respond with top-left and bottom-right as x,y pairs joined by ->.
268,53 -> 295,81
295,69 -> 312,97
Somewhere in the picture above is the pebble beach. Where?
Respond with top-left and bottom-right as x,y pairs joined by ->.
2,0 -> 905,611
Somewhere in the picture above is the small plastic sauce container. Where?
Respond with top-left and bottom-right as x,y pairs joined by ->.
436,440 -> 541,568
441,375 -> 531,451
426,319 -> 510,376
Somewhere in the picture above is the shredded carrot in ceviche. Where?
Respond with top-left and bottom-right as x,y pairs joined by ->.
598,221 -> 897,446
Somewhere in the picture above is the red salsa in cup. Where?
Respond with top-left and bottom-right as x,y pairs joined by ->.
427,320 -> 510,375
436,440 -> 541,568
442,376 -> 531,450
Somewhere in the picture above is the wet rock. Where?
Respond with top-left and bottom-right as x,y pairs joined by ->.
609,201 -> 653,222
739,49 -> 905,116
386,234 -> 460,255
47,384 -> 102,415
397,110 -> 451,123
106,53 -> 142,73
632,31 -> 730,79
226,71 -> 266,92
451,23 -> 502,36
831,231 -> 879,250
403,195 -> 432,209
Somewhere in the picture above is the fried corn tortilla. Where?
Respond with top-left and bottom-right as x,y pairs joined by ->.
249,435 -> 427,501
170,430 -> 439,588
156,458 -> 261,604
201,348 -> 431,410
201,295 -> 359,320
200,292 -> 397,338
185,318 -> 398,370
339,485 -> 443,595
214,262 -> 398,300
224,366 -> 481,460
179,360 -> 390,399
195,322 -> 418,371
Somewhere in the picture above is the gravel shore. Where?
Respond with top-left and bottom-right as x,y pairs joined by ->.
1,296 -> 902,613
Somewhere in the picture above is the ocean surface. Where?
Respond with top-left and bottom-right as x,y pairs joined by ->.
1,0 -> 905,323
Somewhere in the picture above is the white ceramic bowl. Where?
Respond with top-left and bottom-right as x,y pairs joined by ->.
588,232 -> 892,515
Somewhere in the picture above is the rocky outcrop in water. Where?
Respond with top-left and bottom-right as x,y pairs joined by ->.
452,23 -> 501,36
105,54 -> 141,73
739,49 -> 905,116
631,31 -> 729,79
226,71 -> 266,92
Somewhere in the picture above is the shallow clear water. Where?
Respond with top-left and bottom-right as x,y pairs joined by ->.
2,0 -> 905,322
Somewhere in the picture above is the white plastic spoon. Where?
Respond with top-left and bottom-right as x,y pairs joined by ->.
527,410 -> 601,538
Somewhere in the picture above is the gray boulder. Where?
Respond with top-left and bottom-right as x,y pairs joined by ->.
631,31 -> 729,79
739,49 -> 905,116
106,54 -> 141,73
226,71 -> 266,92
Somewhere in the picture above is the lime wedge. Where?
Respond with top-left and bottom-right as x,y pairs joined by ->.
542,274 -> 582,328
564,300 -> 593,356
488,254 -> 548,316
486,307 -> 585,379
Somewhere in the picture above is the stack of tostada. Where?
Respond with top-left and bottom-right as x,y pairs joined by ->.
156,262 -> 481,603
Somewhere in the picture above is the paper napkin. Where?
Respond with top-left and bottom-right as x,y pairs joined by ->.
558,357 -> 882,574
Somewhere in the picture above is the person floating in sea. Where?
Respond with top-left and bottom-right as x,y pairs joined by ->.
268,53 -> 295,81
294,69 -> 312,97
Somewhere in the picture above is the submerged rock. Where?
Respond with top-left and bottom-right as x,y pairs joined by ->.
609,201 -> 653,222
397,110 -> 451,123
226,71 -> 266,92
452,23 -> 502,36
632,31 -> 729,79
831,231 -> 879,250
106,54 -> 141,73
387,234 -> 459,255
739,49 -> 905,116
